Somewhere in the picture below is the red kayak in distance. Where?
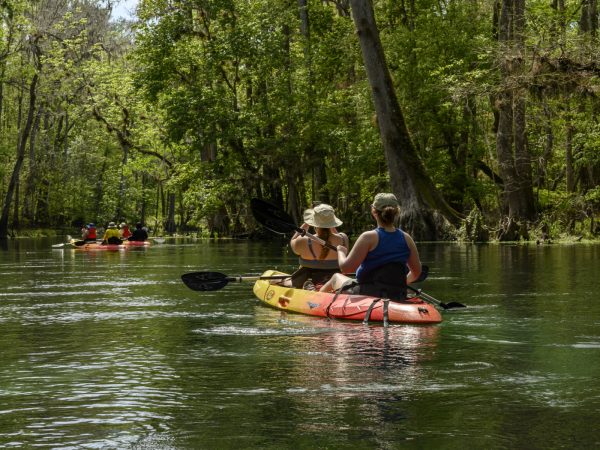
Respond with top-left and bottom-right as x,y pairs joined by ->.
122,240 -> 151,247
68,240 -> 126,251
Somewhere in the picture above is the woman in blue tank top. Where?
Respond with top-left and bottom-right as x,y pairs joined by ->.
319,193 -> 422,298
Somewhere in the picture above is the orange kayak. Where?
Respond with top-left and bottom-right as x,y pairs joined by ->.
252,270 -> 442,324
69,240 -> 126,251
122,240 -> 151,247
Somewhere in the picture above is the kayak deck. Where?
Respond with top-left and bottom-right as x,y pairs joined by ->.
66,239 -> 150,250
253,270 -> 442,324
122,240 -> 151,247
69,240 -> 126,251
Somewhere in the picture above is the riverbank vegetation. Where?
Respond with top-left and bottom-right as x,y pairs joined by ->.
1,0 -> 598,242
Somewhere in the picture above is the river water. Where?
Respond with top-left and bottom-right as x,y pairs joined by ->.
0,238 -> 598,448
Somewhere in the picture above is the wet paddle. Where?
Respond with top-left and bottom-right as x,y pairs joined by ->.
408,265 -> 466,309
250,198 -> 338,251
51,235 -> 84,248
407,285 -> 466,310
181,271 -> 291,291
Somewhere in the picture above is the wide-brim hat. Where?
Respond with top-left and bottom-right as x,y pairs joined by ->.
108,222 -> 117,228
373,193 -> 399,210
303,204 -> 342,228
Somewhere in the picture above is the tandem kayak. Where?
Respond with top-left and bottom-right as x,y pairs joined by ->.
252,270 -> 442,324
122,240 -> 151,247
68,240 -> 126,251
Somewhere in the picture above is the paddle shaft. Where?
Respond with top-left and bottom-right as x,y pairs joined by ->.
225,274 -> 291,283
294,228 -> 338,251
407,285 -> 466,309
181,271 -> 292,291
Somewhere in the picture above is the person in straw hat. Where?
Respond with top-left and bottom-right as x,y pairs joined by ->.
101,221 -> 123,245
319,193 -> 422,299
285,203 -> 349,290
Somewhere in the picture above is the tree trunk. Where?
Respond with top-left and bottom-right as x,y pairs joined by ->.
165,192 -> 176,233
513,95 -> 535,217
495,0 -> 535,224
297,0 -> 329,205
563,114 -> 575,194
23,107 -> 42,223
580,0 -> 598,37
348,0 -> 461,239
0,74 -> 38,238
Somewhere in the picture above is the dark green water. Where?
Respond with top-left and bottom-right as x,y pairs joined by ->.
0,238 -> 598,448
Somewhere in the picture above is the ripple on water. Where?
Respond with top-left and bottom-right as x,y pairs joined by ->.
192,325 -> 322,336
464,335 -> 525,345
452,361 -> 495,372
571,342 -> 600,349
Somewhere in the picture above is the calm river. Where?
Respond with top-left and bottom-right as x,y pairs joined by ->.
0,238 -> 598,448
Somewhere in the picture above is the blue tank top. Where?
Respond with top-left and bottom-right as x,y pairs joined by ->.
356,228 -> 410,282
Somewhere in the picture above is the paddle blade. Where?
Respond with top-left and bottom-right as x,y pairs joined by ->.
52,243 -> 66,248
441,301 -> 467,309
181,272 -> 230,291
251,198 -> 298,235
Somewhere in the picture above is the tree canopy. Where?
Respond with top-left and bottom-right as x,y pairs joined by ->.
1,0 -> 598,241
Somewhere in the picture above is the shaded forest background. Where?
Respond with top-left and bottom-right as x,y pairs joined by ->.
1,0 -> 599,242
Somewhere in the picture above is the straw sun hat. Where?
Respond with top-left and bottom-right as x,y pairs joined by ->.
303,204 -> 342,229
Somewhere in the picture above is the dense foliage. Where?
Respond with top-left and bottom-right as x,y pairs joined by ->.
0,0 -> 598,241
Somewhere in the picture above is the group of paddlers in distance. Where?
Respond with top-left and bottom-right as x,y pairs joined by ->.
281,192 -> 422,300
78,221 -> 149,245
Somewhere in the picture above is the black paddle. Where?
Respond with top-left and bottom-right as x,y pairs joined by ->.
181,272 -> 291,291
407,285 -> 466,310
250,198 -> 338,251
407,265 -> 466,309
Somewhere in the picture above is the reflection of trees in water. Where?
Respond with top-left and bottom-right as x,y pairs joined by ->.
320,323 -> 439,378
271,318 -> 441,430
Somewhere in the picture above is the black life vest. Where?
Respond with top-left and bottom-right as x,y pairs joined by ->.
354,261 -> 408,299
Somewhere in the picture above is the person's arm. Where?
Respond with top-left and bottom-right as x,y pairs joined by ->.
335,231 -> 349,249
336,231 -> 375,273
404,232 -> 422,284
290,223 -> 310,255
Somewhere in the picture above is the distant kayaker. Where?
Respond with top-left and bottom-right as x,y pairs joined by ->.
287,203 -> 349,290
119,222 -> 132,239
82,223 -> 97,242
101,222 -> 123,245
319,193 -> 422,300
72,223 -> 97,246
128,222 -> 149,242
